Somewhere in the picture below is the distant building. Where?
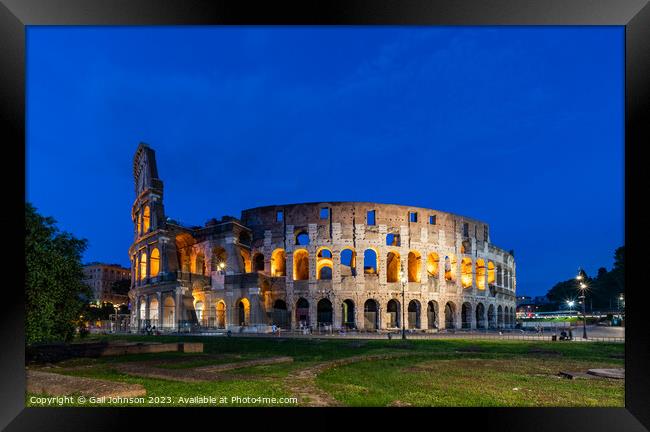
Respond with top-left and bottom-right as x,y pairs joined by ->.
82,262 -> 130,305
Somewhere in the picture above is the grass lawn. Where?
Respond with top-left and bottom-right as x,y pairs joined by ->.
26,335 -> 624,407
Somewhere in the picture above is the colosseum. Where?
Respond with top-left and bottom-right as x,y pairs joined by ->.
129,143 -> 517,333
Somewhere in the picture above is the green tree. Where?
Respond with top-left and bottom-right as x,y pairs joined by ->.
25,203 -> 91,344
111,278 -> 131,296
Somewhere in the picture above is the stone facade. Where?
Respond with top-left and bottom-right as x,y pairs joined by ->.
129,143 -> 517,332
83,263 -> 130,305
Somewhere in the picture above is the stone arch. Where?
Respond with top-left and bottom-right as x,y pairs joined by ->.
253,252 -> 265,272
139,296 -> 147,322
445,255 -> 457,281
239,248 -> 251,273
487,261 -> 496,286
150,248 -> 160,277
216,301 -> 226,329
363,248 -> 378,274
408,300 -> 421,329
444,302 -> 456,329
461,302 -> 473,329
194,252 -> 206,275
271,248 -> 286,276
194,300 -> 204,324
139,252 -> 147,281
497,305 -> 504,328
408,251 -> 422,283
148,297 -> 159,324
142,205 -> 150,233
340,248 -> 357,277
317,248 -> 333,280
475,302 -> 486,329
293,249 -> 309,280
295,229 -> 309,246
476,259 -> 486,290
363,299 -> 379,330
386,299 -> 401,328
295,297 -> 310,327
341,299 -> 355,329
386,251 -> 401,282
317,298 -> 333,326
163,295 -> 175,328
271,299 -> 289,329
236,298 -> 250,326
427,300 -> 438,329
427,253 -> 440,278
487,304 -> 496,329
211,247 -> 227,273
461,258 -> 473,288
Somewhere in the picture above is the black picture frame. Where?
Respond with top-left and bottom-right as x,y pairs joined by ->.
2,0 -> 648,430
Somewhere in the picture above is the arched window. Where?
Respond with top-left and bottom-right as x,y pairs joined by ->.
317,248 -> 333,280
476,259 -> 486,290
364,249 -> 377,274
139,252 -> 147,281
445,255 -> 456,281
427,253 -> 440,278
271,249 -> 286,276
240,249 -> 251,273
488,261 -> 496,286
408,251 -> 422,282
216,301 -> 226,328
293,249 -> 309,280
340,248 -> 356,276
253,253 -> 265,272
142,205 -> 150,233
295,230 -> 309,246
149,297 -> 159,321
386,233 -> 401,246
386,252 -> 400,282
163,296 -> 175,328
461,258 -> 472,288
150,248 -> 160,277
195,252 -> 205,275
236,298 -> 250,326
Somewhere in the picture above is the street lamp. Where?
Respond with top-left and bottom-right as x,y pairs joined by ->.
577,269 -> 588,339
399,265 -> 408,340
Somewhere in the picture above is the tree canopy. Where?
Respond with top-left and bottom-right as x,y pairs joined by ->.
25,203 -> 91,344
545,246 -> 624,311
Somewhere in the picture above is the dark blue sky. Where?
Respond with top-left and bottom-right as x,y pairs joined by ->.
26,26 -> 624,297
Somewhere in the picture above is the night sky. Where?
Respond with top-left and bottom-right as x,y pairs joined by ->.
26,26 -> 624,297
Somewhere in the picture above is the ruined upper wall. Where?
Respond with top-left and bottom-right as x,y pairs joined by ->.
241,201 -> 493,246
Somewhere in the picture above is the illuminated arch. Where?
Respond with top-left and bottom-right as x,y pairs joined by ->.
445,255 -> 457,281
142,205 -> 150,233
316,248 -> 333,280
236,298 -> 250,326
149,297 -> 159,322
216,301 -> 226,328
211,247 -> 227,273
271,248 -> 286,276
163,296 -> 175,328
240,249 -> 251,273
488,261 -> 496,285
194,252 -> 206,275
461,257 -> 473,288
427,252 -> 440,278
293,249 -> 309,281
476,259 -> 486,290
150,248 -> 160,277
408,251 -> 422,282
139,252 -> 147,281
386,251 -> 401,282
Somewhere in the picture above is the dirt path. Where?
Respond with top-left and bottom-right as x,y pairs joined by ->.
284,353 -> 413,407
112,356 -> 294,382
27,369 -> 146,398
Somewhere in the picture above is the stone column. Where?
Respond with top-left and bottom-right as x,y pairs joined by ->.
174,286 -> 183,331
159,236 -> 170,275
332,297 -> 341,330
420,301 -> 428,330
